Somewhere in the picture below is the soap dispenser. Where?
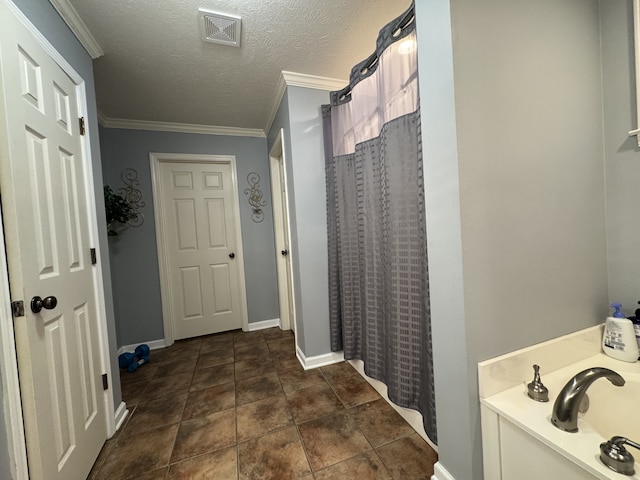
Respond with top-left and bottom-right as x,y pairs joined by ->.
602,303 -> 639,363
631,301 -> 640,352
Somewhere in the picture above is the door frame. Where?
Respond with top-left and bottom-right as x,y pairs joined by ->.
150,152 -> 249,346
0,1 -> 115,478
269,129 -> 297,332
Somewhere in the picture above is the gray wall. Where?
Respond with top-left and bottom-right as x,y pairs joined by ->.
267,86 -> 332,358
267,91 -> 306,349
602,0 -> 639,309
417,0 -> 608,478
286,86 -> 332,357
415,1 -> 471,478
100,127 -> 279,346
1,0 -> 120,477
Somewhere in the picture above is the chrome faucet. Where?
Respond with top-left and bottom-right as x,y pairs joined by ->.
551,367 -> 625,433
600,436 -> 640,475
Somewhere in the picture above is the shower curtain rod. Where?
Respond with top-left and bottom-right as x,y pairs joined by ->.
334,2 -> 415,104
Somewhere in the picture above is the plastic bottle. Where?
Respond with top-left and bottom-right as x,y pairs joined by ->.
632,301 -> 640,354
602,303 -> 639,362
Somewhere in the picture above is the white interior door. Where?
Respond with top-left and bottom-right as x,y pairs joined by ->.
269,130 -> 296,332
0,6 -> 107,480
153,156 -> 248,340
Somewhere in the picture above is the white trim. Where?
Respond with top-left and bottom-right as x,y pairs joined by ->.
150,156 -> 175,347
113,402 -> 129,433
432,462 -> 456,480
280,130 -> 297,333
0,183 -> 28,480
268,129 -> 297,333
47,0 -> 103,59
247,318 -> 280,331
99,115 -> 265,138
117,339 -> 166,356
281,71 -> 347,91
264,71 -> 347,134
295,345 -> 345,370
97,109 -> 108,126
264,73 -> 288,135
348,359 -> 437,451
150,152 -> 250,345
77,81 -> 117,440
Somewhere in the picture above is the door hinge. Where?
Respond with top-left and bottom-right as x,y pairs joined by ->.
102,373 -> 108,390
11,301 -> 24,317
79,117 -> 86,136
90,248 -> 97,265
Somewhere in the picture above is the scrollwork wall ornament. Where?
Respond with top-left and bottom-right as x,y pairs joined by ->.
117,168 -> 145,227
244,172 -> 267,223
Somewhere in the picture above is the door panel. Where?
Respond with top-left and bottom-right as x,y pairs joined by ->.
175,199 -> 198,250
206,199 -> 227,247
45,314 -> 75,463
159,160 -> 244,339
180,266 -> 204,318
0,6 -> 106,479
61,152 -> 84,271
211,264 -> 232,313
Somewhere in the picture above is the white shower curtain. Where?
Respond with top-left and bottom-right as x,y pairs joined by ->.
323,2 -> 437,444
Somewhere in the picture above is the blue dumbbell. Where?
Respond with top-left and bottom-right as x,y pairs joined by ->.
127,355 -> 149,372
118,344 -> 150,370
134,344 -> 150,359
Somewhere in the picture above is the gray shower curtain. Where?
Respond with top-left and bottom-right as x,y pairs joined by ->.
323,3 -> 437,444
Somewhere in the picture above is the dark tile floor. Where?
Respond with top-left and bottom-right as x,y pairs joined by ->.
88,328 -> 438,479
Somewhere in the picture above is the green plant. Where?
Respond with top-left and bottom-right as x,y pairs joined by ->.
104,185 -> 133,236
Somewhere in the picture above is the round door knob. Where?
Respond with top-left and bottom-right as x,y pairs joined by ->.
30,295 -> 58,313
229,253 -> 235,259
281,250 -> 289,256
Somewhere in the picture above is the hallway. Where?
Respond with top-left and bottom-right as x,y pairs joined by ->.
88,328 -> 437,479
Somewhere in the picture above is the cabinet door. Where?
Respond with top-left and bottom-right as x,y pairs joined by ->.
500,419 -> 595,480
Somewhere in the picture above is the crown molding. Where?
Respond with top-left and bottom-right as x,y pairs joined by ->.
264,74 -> 289,136
98,115 -> 266,138
281,71 -> 346,91
97,109 -> 108,126
264,71 -> 346,134
49,0 -> 103,59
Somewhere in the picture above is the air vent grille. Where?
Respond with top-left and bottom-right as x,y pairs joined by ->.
199,9 -> 241,47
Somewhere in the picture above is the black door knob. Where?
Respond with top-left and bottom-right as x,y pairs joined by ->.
30,295 -> 58,313
229,253 -> 235,259
281,250 -> 289,256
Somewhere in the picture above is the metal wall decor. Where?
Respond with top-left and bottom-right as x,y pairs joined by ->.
118,168 -> 145,227
244,172 -> 267,223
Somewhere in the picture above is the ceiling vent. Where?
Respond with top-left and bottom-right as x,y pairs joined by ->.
199,9 -> 241,47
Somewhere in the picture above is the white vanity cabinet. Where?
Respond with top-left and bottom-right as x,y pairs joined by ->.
478,326 -> 640,480
481,405 -> 596,480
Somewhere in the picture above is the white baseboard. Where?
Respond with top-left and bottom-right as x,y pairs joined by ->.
296,345 -> 345,370
117,322 -> 283,356
113,401 -> 129,434
348,359 -> 437,451
248,318 -> 280,331
117,339 -> 166,356
432,462 -> 455,480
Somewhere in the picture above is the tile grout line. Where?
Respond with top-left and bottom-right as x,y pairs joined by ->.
94,329 -> 431,479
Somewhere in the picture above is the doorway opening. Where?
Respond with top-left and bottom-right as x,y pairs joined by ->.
269,129 -> 296,334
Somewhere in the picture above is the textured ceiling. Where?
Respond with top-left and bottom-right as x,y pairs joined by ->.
66,0 -> 411,131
